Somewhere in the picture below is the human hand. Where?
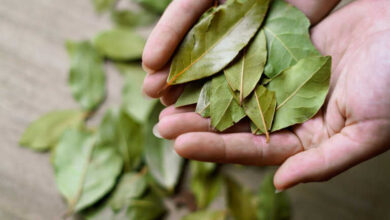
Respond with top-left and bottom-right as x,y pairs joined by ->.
142,0 -> 390,191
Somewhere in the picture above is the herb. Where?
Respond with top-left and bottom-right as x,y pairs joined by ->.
182,210 -> 226,220
175,81 -> 204,107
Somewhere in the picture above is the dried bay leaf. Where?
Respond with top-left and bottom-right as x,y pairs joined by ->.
175,80 -> 204,107
263,0 -> 320,78
111,9 -> 158,28
268,56 -> 331,131
257,173 -> 291,220
195,80 -> 212,117
210,74 -> 245,131
54,128 -> 123,212
98,108 -> 143,171
168,0 -> 270,85
91,0 -> 116,13
182,210 -> 226,220
144,103 -> 183,190
224,30 -> 267,103
93,29 -> 145,61
190,161 -> 222,209
134,0 -> 172,14
243,85 -> 276,141
19,110 -> 85,151
67,41 -> 106,111
119,63 -> 158,123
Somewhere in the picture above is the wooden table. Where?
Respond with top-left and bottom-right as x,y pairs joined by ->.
0,0 -> 389,219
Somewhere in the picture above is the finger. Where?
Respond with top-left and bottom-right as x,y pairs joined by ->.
158,112 -> 250,139
160,85 -> 184,106
142,0 -> 213,71
286,0 -> 341,24
174,131 -> 303,165
274,124 -> 388,191
159,105 -> 195,120
142,65 -> 169,98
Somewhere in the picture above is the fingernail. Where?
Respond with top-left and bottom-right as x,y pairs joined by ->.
275,189 -> 283,194
142,63 -> 155,74
153,124 -> 162,138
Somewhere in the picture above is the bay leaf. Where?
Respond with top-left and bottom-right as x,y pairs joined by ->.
182,210 -> 226,220
195,80 -> 212,117
243,86 -> 276,141
144,103 -> 184,190
134,0 -> 172,14
167,0 -> 270,85
119,63 -> 158,123
91,0 -> 115,13
225,176 -> 257,220
93,29 -> 146,61
257,173 -> 291,220
190,161 -> 222,209
110,171 -> 148,211
175,80 -> 204,107
267,56 -> 331,131
19,110 -> 85,151
67,41 -> 106,111
54,128 -> 123,212
111,9 -> 158,28
224,30 -> 267,103
98,108 -> 143,171
263,0 -> 320,78
210,74 -> 245,131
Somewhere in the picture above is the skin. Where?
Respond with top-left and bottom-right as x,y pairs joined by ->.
142,0 -> 390,191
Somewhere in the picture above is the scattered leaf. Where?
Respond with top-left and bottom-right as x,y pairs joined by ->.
267,56 -> 331,131
19,110 -> 85,151
93,29 -> 145,61
225,30 -> 267,103
243,86 -> 276,141
210,74 -> 245,131
190,161 -> 222,209
168,0 -> 270,85
111,9 -> 158,28
67,41 -> 106,111
91,0 -> 116,13
144,103 -> 184,190
54,128 -> 123,212
257,173 -> 291,220
182,210 -> 226,220
118,63 -> 158,123
263,0 -> 320,78
133,0 -> 172,14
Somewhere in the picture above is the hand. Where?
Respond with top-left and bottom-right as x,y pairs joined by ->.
142,0 -> 390,191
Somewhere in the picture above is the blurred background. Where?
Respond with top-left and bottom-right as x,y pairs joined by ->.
1,0 -> 390,219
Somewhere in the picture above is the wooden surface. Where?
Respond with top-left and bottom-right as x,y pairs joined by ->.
0,0 -> 389,219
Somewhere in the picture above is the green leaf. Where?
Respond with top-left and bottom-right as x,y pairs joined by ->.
98,108 -> 143,171
19,110 -> 85,151
267,56 -> 331,131
263,0 -> 320,78
91,0 -> 116,13
54,128 -> 123,212
133,0 -> 172,13
210,74 -> 246,131
168,0 -> 270,85
243,86 -> 276,141
93,29 -> 146,61
190,161 -> 222,209
257,173 -> 291,220
175,81 -> 204,107
144,103 -> 184,190
118,63 -> 158,123
111,9 -> 158,28
195,80 -> 212,117
225,176 -> 257,220
83,190 -> 166,220
67,41 -> 106,111
225,30 -> 267,103
182,210 -> 226,220
110,171 -> 148,211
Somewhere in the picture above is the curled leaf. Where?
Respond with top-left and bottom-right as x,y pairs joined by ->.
195,80 -> 212,117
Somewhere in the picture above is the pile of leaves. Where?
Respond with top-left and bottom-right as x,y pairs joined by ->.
18,0 -> 292,219
173,0 -> 331,142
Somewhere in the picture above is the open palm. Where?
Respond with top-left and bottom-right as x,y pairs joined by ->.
142,0 -> 390,190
